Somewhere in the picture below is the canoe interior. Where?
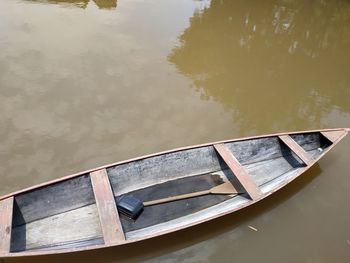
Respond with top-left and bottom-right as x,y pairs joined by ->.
8,132 -> 333,253
10,175 -> 103,252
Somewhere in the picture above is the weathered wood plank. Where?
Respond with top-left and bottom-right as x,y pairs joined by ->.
107,146 -> 225,196
120,154 -> 303,233
119,173 -> 229,232
289,133 -> 321,150
126,166 -> 306,240
126,165 -> 306,240
0,197 -> 14,253
245,154 -> 304,186
25,237 -> 104,252
13,174 -> 95,227
279,135 -> 313,166
90,169 -> 125,245
321,130 -> 346,143
11,204 -> 102,252
214,144 -> 262,200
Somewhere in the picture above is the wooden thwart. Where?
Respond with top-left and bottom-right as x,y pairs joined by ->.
214,144 -> 262,200
278,135 -> 312,166
0,197 -> 14,253
90,169 -> 125,245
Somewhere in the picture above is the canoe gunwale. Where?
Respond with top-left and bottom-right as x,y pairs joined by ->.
0,128 -> 348,257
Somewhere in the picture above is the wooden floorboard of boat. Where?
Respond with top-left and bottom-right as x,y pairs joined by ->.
11,204 -> 102,252
23,237 -> 104,252
118,173 -> 231,233
12,174 -> 95,227
119,153 -> 303,233
125,167 -> 306,240
244,154 -> 304,186
10,153 -> 307,249
10,151 -> 324,252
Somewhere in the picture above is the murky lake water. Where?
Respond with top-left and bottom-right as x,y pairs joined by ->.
1,0 -> 350,262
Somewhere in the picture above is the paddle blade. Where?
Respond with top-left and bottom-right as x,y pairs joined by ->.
210,182 -> 238,195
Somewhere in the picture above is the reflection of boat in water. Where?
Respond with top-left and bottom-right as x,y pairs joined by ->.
0,128 -> 348,257
26,0 -> 117,9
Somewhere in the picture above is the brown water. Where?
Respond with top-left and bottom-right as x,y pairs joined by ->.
1,0 -> 350,262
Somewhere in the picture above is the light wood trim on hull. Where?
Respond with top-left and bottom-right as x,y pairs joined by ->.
0,197 -> 14,253
278,135 -> 313,166
214,143 -> 262,200
90,169 -> 125,245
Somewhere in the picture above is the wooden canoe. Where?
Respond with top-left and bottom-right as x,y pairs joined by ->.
0,128 -> 348,257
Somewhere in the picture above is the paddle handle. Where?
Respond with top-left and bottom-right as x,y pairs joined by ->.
143,190 -> 210,206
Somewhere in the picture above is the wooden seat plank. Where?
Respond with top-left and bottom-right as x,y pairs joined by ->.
214,144 -> 262,200
279,135 -> 312,166
0,196 -> 14,253
90,169 -> 125,245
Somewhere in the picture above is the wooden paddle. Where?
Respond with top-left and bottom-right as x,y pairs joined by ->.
143,181 -> 239,206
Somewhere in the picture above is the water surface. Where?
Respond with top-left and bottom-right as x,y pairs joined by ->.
1,0 -> 350,262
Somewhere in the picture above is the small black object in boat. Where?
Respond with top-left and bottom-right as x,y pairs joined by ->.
117,195 -> 144,219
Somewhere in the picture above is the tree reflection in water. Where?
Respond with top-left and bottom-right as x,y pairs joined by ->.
169,0 -> 350,132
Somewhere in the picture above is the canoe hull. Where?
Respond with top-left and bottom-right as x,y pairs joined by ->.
0,128 -> 348,257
